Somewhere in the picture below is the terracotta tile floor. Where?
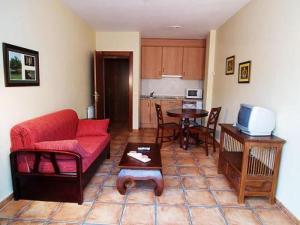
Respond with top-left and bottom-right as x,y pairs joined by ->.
0,128 -> 298,225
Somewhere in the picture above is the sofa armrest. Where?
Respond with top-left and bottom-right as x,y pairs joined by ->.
34,140 -> 90,157
76,119 -> 110,137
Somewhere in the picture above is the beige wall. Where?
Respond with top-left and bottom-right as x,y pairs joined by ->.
0,0 -> 95,201
96,32 -> 141,129
213,0 -> 300,218
203,30 -> 216,110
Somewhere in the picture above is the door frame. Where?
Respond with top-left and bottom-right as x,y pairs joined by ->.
99,51 -> 133,131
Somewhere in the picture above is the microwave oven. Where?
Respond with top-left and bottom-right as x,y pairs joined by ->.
185,88 -> 202,99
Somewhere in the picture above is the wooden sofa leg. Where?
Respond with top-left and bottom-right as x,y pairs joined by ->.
10,153 -> 21,200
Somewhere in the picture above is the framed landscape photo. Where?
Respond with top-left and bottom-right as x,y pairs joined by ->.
238,61 -> 251,83
2,43 -> 40,87
225,55 -> 235,75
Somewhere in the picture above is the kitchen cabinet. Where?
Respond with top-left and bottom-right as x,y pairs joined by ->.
141,46 -> 163,79
140,99 -> 151,127
162,47 -> 183,75
140,98 -> 161,128
160,99 -> 182,124
182,47 -> 205,80
141,38 -> 206,80
140,98 -> 182,128
149,99 -> 161,128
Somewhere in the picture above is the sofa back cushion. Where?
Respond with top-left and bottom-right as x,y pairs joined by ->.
76,119 -> 110,137
11,109 -> 79,151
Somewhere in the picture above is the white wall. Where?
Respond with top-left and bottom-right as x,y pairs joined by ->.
213,0 -> 300,218
96,32 -> 141,129
141,78 -> 202,97
0,0 -> 95,202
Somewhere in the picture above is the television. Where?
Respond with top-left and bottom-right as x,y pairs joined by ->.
236,104 -> 276,136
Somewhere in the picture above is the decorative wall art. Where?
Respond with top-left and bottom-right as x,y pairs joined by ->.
225,55 -> 235,75
2,43 -> 39,87
238,61 -> 251,83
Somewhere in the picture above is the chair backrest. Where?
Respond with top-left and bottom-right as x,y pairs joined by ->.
155,103 -> 164,126
206,107 -> 222,131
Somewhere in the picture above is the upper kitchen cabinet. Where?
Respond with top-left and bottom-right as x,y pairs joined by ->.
141,46 -> 163,79
162,47 -> 183,75
182,47 -> 206,80
141,38 -> 206,80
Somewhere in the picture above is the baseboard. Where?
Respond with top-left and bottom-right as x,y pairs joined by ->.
276,198 -> 299,223
0,194 -> 13,209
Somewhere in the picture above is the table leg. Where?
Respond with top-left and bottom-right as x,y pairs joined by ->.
179,118 -> 184,148
153,175 -> 164,196
183,118 -> 190,150
117,169 -> 164,196
116,175 -> 132,195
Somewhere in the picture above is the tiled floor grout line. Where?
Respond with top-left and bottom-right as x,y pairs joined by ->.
11,200 -> 33,220
81,180 -> 105,225
117,194 -> 128,225
249,207 -> 265,225
154,193 -> 158,225
44,202 -> 63,225
175,145 -> 194,225
179,177 -> 194,225
0,200 -> 32,224
210,188 -> 229,225
117,141 -> 129,225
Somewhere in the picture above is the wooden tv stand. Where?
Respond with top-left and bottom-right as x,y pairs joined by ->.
218,124 -> 285,204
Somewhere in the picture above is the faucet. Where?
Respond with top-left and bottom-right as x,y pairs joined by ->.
150,91 -> 155,98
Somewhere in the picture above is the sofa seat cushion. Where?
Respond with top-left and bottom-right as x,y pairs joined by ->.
17,135 -> 110,174
76,135 -> 110,159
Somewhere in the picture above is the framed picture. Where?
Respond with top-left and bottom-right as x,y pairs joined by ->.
238,61 -> 251,83
225,55 -> 235,75
2,43 -> 40,87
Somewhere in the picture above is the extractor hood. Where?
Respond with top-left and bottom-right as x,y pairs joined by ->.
161,74 -> 183,78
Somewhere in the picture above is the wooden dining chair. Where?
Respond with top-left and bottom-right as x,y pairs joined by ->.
190,107 -> 221,155
155,103 -> 179,144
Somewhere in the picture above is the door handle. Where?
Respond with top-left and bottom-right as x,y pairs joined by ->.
93,91 -> 100,102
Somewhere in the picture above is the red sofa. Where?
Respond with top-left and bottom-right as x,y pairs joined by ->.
10,109 -> 110,204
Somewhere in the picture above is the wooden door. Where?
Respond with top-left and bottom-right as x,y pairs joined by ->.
104,58 -> 129,123
162,47 -> 183,75
93,51 -> 105,119
142,47 -> 162,79
140,99 -> 151,127
182,47 -> 205,80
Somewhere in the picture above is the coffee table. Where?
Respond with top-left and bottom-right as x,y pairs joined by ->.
117,142 -> 164,196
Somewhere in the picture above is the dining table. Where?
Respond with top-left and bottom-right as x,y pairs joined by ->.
167,108 -> 209,150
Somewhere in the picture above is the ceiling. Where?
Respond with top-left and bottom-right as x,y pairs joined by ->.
62,0 -> 250,39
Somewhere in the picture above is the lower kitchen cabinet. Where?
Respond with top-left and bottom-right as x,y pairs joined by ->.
160,100 -> 182,124
140,98 -> 160,128
140,99 -> 152,127
140,98 -> 182,128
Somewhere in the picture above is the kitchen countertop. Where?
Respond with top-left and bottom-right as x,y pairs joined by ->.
140,95 -> 185,100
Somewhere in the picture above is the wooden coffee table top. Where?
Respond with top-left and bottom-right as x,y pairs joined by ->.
119,142 -> 162,170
